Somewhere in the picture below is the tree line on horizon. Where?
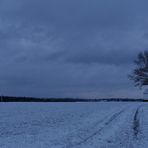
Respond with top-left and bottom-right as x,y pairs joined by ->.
0,96 -> 145,102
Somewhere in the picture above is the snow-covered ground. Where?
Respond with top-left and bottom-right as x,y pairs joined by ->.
0,102 -> 147,148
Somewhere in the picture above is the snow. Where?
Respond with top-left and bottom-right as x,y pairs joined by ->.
0,102 -> 148,148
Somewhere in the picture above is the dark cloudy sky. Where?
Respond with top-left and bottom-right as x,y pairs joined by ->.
0,0 -> 148,98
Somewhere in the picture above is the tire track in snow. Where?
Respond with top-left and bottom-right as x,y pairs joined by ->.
68,104 -> 146,148
69,108 -> 126,147
132,105 -> 145,138
133,107 -> 140,137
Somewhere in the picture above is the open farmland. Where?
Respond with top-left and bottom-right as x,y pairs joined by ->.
0,102 -> 148,148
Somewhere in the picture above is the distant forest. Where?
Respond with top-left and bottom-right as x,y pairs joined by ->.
0,96 -> 146,102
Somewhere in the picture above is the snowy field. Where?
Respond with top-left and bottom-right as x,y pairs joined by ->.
0,102 -> 148,148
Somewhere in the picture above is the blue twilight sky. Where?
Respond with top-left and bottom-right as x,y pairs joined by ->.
0,0 -> 148,98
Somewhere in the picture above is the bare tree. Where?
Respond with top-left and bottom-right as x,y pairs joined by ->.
129,51 -> 148,88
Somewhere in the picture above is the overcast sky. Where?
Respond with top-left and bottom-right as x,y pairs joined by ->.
0,0 -> 148,98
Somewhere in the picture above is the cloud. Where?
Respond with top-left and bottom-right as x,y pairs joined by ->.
0,0 -> 148,98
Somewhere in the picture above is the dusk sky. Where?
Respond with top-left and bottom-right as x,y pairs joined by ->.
0,0 -> 148,98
